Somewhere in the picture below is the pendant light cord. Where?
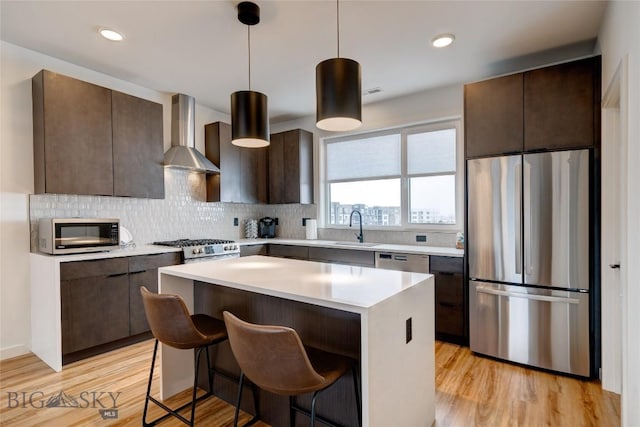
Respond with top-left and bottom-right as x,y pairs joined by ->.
336,0 -> 340,58
247,25 -> 252,90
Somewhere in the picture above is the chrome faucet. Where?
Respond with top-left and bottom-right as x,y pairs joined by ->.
349,210 -> 364,243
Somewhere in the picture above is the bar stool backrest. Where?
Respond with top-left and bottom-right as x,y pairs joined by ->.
140,286 -> 208,349
223,311 -> 325,395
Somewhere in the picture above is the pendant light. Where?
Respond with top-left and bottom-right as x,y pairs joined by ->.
316,0 -> 362,132
231,1 -> 270,147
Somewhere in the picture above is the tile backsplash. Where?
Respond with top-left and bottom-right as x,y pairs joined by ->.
29,168 -> 315,251
29,168 -> 457,251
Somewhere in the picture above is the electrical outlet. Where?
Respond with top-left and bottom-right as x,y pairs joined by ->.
274,218 -> 279,225
416,235 -> 427,242
406,318 -> 412,343
233,218 -> 238,226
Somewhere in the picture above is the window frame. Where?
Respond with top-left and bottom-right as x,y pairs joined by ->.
320,118 -> 464,232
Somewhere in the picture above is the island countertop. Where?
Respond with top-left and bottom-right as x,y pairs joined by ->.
158,255 -> 435,427
159,255 -> 432,311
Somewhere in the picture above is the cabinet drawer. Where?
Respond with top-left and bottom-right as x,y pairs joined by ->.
308,247 -> 375,267
60,257 -> 129,280
430,256 -> 463,274
436,303 -> 465,336
435,272 -> 464,303
268,244 -> 309,260
129,252 -> 181,273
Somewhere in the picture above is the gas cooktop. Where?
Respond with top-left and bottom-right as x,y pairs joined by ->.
153,238 -> 235,248
153,238 -> 240,262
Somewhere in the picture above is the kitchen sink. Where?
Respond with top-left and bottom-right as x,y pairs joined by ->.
332,242 -> 380,247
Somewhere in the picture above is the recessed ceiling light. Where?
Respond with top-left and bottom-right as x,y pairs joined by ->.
432,33 -> 455,48
99,28 -> 124,42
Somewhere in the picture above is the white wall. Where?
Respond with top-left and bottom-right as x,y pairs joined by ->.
0,41 -> 467,359
597,1 -> 640,426
0,41 -> 226,359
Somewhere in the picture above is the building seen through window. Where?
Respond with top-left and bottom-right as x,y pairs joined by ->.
324,120 -> 460,228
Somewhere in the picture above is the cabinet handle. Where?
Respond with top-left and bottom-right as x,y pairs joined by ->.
435,271 -> 456,276
438,302 -> 459,308
107,272 -> 128,278
609,263 -> 620,269
129,270 -> 148,275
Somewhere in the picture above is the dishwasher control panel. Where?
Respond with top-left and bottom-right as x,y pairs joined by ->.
374,252 -> 430,273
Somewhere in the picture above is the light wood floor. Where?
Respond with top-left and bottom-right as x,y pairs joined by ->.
0,339 -> 620,426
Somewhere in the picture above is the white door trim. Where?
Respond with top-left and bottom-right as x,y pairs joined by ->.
601,57 -> 627,394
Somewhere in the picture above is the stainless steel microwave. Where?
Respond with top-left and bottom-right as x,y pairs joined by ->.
39,218 -> 120,255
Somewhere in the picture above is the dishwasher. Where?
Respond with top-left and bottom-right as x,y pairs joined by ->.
374,252 -> 429,273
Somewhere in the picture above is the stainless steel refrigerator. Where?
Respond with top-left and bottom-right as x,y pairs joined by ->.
467,149 -> 591,377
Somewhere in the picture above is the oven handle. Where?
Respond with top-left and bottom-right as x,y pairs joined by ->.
184,254 -> 240,264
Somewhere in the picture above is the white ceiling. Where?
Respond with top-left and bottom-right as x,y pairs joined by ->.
0,1 -> 607,123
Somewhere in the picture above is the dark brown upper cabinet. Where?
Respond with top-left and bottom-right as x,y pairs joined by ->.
524,56 -> 600,151
464,73 -> 524,158
32,70 -> 165,198
112,91 -> 165,199
268,129 -> 314,204
33,70 -> 114,196
464,56 -> 600,158
205,121 -> 268,203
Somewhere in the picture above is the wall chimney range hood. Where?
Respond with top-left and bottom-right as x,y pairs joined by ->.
164,93 -> 220,173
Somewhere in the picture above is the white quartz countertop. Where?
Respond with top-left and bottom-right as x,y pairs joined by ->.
30,244 -> 181,262
238,238 -> 464,257
159,255 -> 432,311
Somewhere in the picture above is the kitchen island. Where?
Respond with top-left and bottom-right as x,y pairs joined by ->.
158,255 -> 435,427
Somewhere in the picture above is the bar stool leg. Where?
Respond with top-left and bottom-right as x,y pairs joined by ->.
234,372 -> 245,427
189,346 -> 206,426
205,345 -> 213,393
352,366 -> 362,427
289,395 -> 296,427
142,340 -> 159,426
310,390 -> 320,427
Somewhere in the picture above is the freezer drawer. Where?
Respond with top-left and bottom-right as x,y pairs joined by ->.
469,281 -> 590,377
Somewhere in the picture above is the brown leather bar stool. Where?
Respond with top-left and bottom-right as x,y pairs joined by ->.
223,311 -> 361,427
140,286 -> 228,427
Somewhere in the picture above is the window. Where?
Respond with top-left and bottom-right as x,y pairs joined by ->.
323,120 -> 461,228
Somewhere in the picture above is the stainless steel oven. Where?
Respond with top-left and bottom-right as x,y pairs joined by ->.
153,239 -> 240,263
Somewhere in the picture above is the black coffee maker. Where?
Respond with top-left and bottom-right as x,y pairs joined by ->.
258,217 -> 277,238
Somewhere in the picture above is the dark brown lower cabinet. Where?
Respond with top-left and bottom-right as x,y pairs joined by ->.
308,247 -> 375,267
60,252 -> 180,364
430,256 -> 466,345
60,258 -> 130,355
128,252 -> 181,335
240,244 -> 268,257
267,244 -> 309,260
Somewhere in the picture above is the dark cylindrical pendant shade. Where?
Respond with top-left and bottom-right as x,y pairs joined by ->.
316,57 -> 362,131
231,90 -> 270,147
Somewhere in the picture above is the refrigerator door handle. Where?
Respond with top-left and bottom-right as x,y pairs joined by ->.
523,161 -> 533,275
515,162 -> 523,275
476,287 -> 581,304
